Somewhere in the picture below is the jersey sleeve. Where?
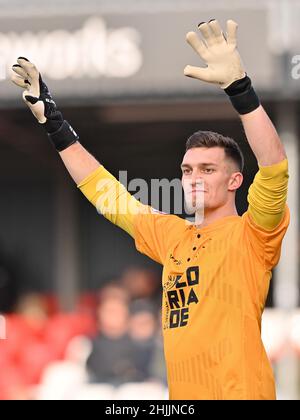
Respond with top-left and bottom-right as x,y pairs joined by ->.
77,165 -> 187,265
243,158 -> 290,270
77,165 -> 145,238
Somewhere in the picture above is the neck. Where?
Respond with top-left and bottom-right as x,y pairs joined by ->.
194,203 -> 238,228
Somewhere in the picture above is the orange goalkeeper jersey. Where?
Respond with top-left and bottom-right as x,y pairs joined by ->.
134,205 -> 289,400
78,158 -> 289,400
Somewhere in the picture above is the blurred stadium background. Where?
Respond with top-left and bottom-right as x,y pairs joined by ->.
0,0 -> 299,400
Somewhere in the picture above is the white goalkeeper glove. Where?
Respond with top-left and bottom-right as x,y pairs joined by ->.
11,57 -> 54,123
11,57 -> 79,151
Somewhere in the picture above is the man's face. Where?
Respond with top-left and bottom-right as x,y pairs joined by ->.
181,147 -> 242,214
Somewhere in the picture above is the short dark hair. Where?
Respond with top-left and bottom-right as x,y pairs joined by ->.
185,130 -> 244,172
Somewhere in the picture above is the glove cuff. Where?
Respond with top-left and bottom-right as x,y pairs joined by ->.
44,118 -> 63,134
224,75 -> 260,115
47,120 -> 79,152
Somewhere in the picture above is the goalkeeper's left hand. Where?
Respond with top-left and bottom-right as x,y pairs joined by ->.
184,19 -> 246,89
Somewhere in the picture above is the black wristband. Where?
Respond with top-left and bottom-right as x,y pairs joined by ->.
224,75 -> 260,115
47,120 -> 79,152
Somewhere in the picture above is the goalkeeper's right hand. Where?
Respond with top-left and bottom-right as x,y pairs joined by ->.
11,57 -> 79,152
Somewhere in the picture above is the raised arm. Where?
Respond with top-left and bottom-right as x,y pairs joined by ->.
184,20 -> 288,229
10,57 -> 148,237
239,106 -> 286,166
11,57 -> 101,184
59,142 -> 100,185
184,19 -> 287,166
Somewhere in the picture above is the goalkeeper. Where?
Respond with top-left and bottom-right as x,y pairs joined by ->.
11,20 -> 289,400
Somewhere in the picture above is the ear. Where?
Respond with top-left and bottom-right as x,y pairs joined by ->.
228,172 -> 243,192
